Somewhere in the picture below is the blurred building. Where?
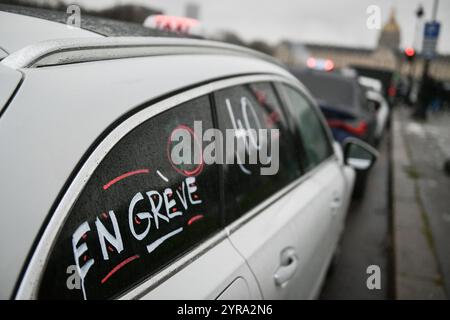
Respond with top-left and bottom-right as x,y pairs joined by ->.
273,41 -> 311,66
378,9 -> 400,51
275,10 -> 450,81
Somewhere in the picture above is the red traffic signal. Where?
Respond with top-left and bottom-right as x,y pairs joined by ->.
405,47 -> 416,58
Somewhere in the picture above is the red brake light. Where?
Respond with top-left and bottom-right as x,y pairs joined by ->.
324,59 -> 334,71
306,57 -> 316,69
327,119 -> 367,137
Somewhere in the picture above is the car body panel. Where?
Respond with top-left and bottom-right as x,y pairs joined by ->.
366,89 -> 389,140
0,47 -> 7,59
226,157 -> 349,299
0,63 -> 22,114
226,175 -> 323,299
216,277 -> 256,300
131,237 -> 261,300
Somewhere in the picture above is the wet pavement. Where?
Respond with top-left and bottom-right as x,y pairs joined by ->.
319,107 -> 450,299
395,107 -> 450,298
319,132 -> 392,299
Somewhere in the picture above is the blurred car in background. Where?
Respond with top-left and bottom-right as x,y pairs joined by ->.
290,69 -> 378,197
359,76 -> 390,144
306,56 -> 335,72
291,69 -> 377,146
364,89 -> 389,143
358,76 -> 383,94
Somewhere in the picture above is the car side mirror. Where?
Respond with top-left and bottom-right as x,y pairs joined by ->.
367,98 -> 381,112
342,137 -> 379,171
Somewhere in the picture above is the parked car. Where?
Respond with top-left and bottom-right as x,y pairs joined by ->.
291,69 -> 377,146
358,76 -> 384,95
359,79 -> 390,144
0,6 -> 377,300
290,69 -> 379,197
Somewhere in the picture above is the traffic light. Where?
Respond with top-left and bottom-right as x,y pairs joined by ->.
404,47 -> 416,62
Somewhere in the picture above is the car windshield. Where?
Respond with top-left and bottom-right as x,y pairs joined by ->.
296,72 -> 356,109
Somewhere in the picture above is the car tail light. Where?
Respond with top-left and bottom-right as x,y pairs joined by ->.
324,59 -> 334,71
327,119 -> 368,137
306,57 -> 334,72
306,57 -> 316,69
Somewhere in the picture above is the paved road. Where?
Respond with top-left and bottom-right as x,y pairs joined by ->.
319,134 -> 392,299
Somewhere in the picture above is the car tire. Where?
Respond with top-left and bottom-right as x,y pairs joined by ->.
352,170 -> 368,199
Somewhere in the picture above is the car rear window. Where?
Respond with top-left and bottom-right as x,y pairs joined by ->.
38,95 -> 221,300
295,71 -> 356,109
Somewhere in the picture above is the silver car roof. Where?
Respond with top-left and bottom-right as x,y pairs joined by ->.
2,36 -> 283,69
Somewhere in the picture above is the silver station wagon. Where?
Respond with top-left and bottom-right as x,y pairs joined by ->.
0,6 -> 377,300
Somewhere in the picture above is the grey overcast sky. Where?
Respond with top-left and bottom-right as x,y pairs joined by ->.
68,0 -> 449,53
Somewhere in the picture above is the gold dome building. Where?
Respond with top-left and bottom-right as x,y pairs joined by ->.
378,10 -> 401,51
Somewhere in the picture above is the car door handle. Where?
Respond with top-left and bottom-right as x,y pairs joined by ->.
330,193 -> 341,215
274,248 -> 298,288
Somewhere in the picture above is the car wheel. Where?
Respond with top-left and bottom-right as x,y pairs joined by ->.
352,170 -> 368,199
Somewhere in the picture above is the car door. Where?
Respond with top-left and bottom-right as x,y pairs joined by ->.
19,93 -> 260,300
212,81 -> 332,299
280,83 -> 352,283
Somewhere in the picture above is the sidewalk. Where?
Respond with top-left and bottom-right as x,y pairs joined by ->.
392,106 -> 450,299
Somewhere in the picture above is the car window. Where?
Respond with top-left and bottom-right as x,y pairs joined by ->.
214,82 -> 301,223
294,71 -> 355,109
281,84 -> 333,170
38,96 -> 221,300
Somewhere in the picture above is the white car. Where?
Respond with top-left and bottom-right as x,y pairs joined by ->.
365,90 -> 390,141
358,76 -> 390,141
358,76 -> 383,94
0,7 -> 377,300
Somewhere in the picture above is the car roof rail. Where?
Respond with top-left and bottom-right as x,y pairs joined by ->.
1,37 -> 283,69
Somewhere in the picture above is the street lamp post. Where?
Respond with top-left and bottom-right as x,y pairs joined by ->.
412,0 -> 439,120
411,5 -> 424,82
